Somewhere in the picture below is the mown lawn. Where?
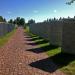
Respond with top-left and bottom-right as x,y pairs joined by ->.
27,31 -> 75,75
61,60 -> 75,75
0,29 -> 16,47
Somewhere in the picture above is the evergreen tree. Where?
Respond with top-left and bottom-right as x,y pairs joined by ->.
19,18 -> 25,26
66,0 -> 75,5
13,19 -> 17,24
3,18 -> 6,22
16,17 -> 20,25
74,16 -> 75,19
8,19 -> 13,23
0,16 -> 4,22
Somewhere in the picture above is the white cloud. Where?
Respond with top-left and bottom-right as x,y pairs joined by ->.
33,10 -> 39,13
54,10 -> 57,13
7,11 -> 12,14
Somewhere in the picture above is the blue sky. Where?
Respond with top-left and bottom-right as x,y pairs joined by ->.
0,0 -> 75,22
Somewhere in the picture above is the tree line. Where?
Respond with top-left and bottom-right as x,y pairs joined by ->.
0,16 -> 26,27
66,0 -> 75,5
0,16 -> 6,22
0,15 -> 75,28
0,16 -> 36,28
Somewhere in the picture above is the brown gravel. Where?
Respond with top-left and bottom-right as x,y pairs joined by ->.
0,27 -> 65,75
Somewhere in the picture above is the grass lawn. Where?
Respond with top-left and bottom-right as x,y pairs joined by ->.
24,26 -> 29,32
27,31 -> 75,75
47,47 -> 61,57
0,29 -> 16,47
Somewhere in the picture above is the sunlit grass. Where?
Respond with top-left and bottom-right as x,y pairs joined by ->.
24,26 -> 29,32
61,61 -> 75,75
46,47 -> 61,57
0,29 -> 16,47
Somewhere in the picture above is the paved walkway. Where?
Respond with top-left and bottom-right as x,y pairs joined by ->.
0,27 -> 65,75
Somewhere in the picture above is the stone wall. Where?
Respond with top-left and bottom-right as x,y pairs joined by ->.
29,22 -> 49,40
62,19 -> 75,54
29,18 -> 75,54
49,20 -> 63,46
29,20 -> 63,46
0,23 -> 15,37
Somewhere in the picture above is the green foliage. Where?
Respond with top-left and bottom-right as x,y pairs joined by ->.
19,18 -> 25,26
3,18 -> 6,22
66,0 -> 75,5
0,16 -> 4,22
25,26 -> 29,32
13,17 -> 26,27
0,16 -> 6,22
16,17 -> 20,25
8,19 -> 13,23
13,19 -> 16,24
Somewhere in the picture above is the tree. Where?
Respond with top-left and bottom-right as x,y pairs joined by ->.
13,19 -> 17,24
0,16 -> 4,22
66,0 -> 75,5
13,17 -> 26,27
54,17 -> 56,21
28,19 -> 35,25
49,19 -> 52,22
46,18 -> 49,22
8,19 -> 13,24
16,17 -> 21,25
0,16 -> 7,22
59,17 -> 62,20
68,16 -> 70,19
19,18 -> 25,26
3,18 -> 6,22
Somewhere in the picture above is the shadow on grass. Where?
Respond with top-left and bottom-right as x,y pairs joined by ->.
26,35 -> 58,53
25,33 -> 38,37
27,44 -> 58,53
26,37 -> 43,41
24,32 -> 38,38
29,52 -> 75,73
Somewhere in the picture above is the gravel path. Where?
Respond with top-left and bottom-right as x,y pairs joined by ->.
0,27 -> 65,75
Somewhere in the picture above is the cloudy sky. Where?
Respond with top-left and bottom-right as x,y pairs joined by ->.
0,0 -> 75,22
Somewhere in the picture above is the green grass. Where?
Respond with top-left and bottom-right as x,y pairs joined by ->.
61,61 -> 75,75
46,47 -> 61,57
0,29 -> 16,47
25,26 -> 30,32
